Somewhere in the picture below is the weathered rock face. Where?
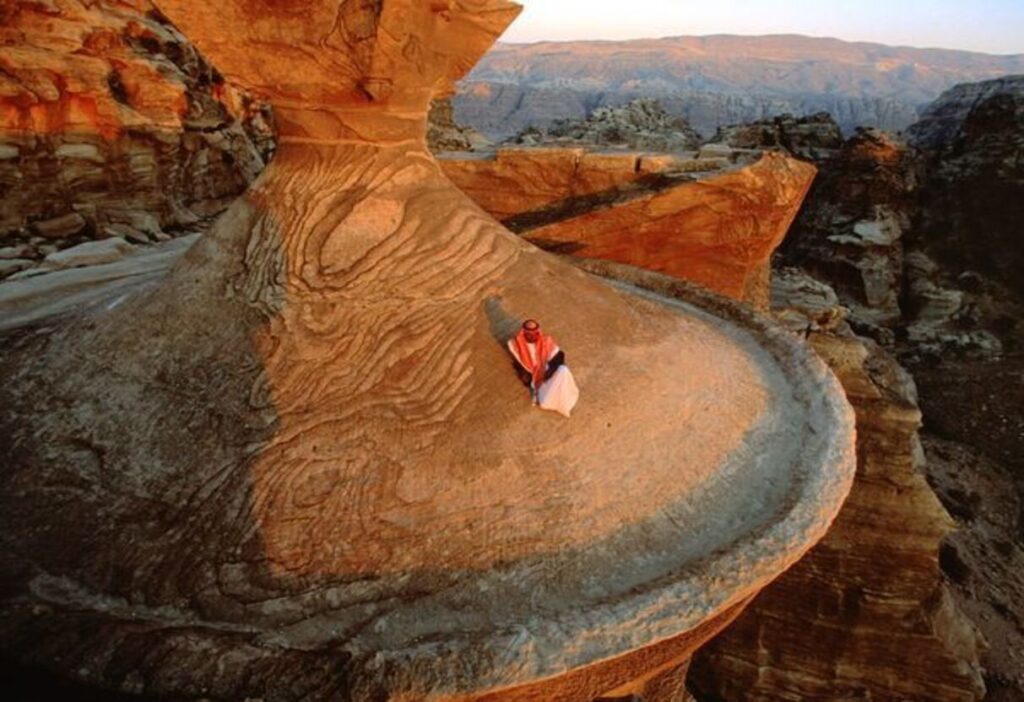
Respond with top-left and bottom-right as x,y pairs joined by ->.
713,112 -> 844,161
907,75 -> 1024,150
508,99 -> 702,152
909,76 -> 1024,308
0,1 -> 857,701
690,269 -> 986,702
0,0 -> 273,277
440,148 -> 816,308
780,128 -> 917,335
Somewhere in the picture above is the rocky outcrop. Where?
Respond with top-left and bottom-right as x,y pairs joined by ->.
908,76 -> 1024,309
509,99 -> 702,152
779,128 -> 917,337
0,2 -> 857,701
427,97 -> 489,153
713,112 -> 843,161
0,0 -> 273,279
907,75 -> 1024,150
440,147 -> 816,308
690,269 -> 986,702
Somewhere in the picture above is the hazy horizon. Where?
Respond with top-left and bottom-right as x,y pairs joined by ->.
503,1 -> 1024,56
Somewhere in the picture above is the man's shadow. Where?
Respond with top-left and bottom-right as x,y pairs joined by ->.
484,296 -> 532,388
484,296 -> 523,345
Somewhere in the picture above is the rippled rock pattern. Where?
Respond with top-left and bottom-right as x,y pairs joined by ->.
0,1 -> 856,700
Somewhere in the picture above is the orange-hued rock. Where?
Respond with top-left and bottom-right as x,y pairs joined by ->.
441,149 -> 816,307
0,0 -> 272,257
442,147 -> 651,220
0,2 -> 855,701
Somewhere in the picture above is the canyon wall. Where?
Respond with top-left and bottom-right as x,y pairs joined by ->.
909,76 -> 1024,305
690,270 -> 986,701
0,0 -> 272,279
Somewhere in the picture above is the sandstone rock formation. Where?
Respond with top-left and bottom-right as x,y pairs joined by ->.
690,269 -> 986,702
441,148 -> 815,308
509,99 -> 702,152
0,0 -> 273,279
0,2 -> 856,700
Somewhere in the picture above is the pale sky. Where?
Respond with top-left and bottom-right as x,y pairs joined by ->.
502,0 -> 1024,55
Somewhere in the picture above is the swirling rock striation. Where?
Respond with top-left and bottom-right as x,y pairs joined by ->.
0,2 -> 855,700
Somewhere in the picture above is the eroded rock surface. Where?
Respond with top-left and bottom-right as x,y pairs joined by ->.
442,148 -> 816,308
780,128 -> 916,334
0,0 -> 273,278
0,2 -> 856,700
713,112 -> 844,161
908,76 -> 1024,326
427,97 -> 490,153
690,269 -> 986,702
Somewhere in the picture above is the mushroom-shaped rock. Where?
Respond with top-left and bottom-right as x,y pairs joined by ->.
0,1 -> 856,700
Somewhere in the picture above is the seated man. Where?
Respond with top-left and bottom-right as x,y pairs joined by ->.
507,319 -> 579,418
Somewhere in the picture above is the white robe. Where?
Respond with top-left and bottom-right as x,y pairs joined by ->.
507,339 -> 580,418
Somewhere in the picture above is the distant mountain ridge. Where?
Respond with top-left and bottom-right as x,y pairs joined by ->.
454,34 -> 1024,138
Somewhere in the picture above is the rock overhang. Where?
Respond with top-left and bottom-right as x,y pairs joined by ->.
0,1 -> 855,699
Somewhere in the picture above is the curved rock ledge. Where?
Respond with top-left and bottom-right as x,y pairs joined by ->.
440,148 -> 816,308
0,254 -> 855,701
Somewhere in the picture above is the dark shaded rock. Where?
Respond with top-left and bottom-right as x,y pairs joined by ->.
780,128 -> 917,331
690,270 -> 986,702
713,112 -> 843,161
909,76 -> 1024,307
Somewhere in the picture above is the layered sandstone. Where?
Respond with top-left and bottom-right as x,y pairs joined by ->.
0,2 -> 856,701
690,269 -> 986,702
0,0 -> 272,276
441,148 -> 816,308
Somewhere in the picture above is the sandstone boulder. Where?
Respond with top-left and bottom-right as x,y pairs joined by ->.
441,149 -> 815,308
38,237 -> 135,270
